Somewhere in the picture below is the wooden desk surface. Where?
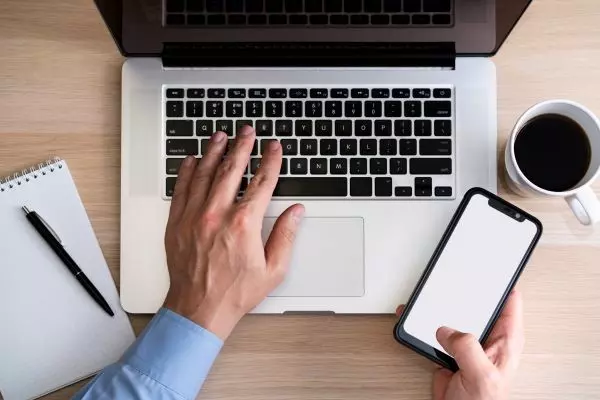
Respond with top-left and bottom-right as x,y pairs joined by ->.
1,1 -> 600,398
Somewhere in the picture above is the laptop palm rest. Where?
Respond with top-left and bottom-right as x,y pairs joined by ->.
262,217 -> 365,298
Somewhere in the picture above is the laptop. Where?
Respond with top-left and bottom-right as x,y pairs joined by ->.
95,0 -> 531,314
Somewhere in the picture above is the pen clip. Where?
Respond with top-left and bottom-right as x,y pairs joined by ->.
23,206 -> 63,245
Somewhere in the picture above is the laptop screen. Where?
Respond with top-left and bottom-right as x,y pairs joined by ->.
95,0 -> 531,57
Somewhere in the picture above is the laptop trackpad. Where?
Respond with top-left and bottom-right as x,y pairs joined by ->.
262,217 -> 365,297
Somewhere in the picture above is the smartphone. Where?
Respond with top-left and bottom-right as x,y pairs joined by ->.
394,187 -> 542,371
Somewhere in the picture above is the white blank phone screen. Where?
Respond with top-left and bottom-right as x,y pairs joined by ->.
403,194 -> 538,353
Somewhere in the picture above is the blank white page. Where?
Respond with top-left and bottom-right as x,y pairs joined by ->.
0,159 -> 134,400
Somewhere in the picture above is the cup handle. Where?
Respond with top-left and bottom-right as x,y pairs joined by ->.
565,187 -> 600,226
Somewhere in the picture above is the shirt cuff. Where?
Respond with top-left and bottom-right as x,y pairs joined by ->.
121,308 -> 223,400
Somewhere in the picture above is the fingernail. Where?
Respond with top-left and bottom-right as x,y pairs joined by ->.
212,131 -> 226,142
239,126 -> 254,136
183,156 -> 194,166
269,140 -> 281,152
292,205 -> 305,224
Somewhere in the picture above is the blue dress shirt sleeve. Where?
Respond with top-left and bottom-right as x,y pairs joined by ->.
73,308 -> 223,400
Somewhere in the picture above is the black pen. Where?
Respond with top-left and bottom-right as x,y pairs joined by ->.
22,206 -> 115,317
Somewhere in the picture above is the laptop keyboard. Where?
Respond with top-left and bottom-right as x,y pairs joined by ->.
164,85 -> 455,199
164,0 -> 453,27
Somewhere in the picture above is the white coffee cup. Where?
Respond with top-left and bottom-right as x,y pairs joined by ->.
505,100 -> 600,226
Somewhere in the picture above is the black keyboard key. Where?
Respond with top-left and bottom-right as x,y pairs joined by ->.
246,101 -> 263,117
364,0 -> 382,12
316,120 -> 333,136
360,139 -> 377,155
355,120 -> 372,137
236,120 -> 253,133
166,177 -> 177,197
266,101 -> 283,117
166,101 -> 184,117
384,101 -> 402,117
290,158 -> 308,175
412,14 -> 430,24
395,186 -> 412,197
379,139 -> 397,155
325,101 -> 343,117
250,157 -> 262,174
425,101 -> 452,117
305,101 -> 323,118
246,0 -> 263,12
256,120 -> 273,136
370,158 -> 387,175
300,139 -> 318,155
187,0 -> 206,12
196,120 -> 214,136
269,88 -> 287,98
274,178 -> 348,197
345,101 -> 362,117
240,177 -> 249,192
405,101 -> 422,117
270,13 -> 287,24
166,14 -> 185,25
249,89 -> 267,98
351,14 -> 369,24
285,101 -> 303,117
251,139 -> 259,155
365,101 -> 382,118
207,14 -> 227,24
413,89 -> 431,98
167,0 -> 185,12
206,101 -> 224,117
351,88 -> 369,98
392,88 -> 411,98
434,120 -> 452,136
433,88 -> 452,98
394,120 -> 412,136
166,120 -> 193,136
330,158 -> 348,175
420,139 -> 451,155
375,120 -> 392,136
187,14 -> 206,24
285,0 -> 303,12
309,14 -> 328,24
320,139 -> 337,155
290,14 -> 309,24
415,120 -> 432,136
187,88 -> 205,98
415,177 -> 432,197
295,120 -> 313,137
208,88 -> 226,98
228,88 -> 246,98
350,177 -> 372,197
215,120 -> 234,136
375,177 -> 393,197
305,0 -> 322,12
280,159 -> 288,175
340,139 -> 358,156
280,139 -> 298,155
392,14 -> 410,24
325,0 -> 343,12
410,158 -> 452,174
205,0 -> 224,11
310,89 -> 328,98
435,186 -> 453,197
344,0 -> 362,12
404,0 -> 421,12
371,14 -> 389,24
289,88 -> 308,98
369,88 -> 388,98
276,120 -> 293,136
228,14 -> 246,24
390,158 -> 407,175
330,89 -> 348,99
350,158 -> 367,175
423,0 -> 451,12
200,139 -> 210,155
310,158 -> 328,175
266,0 -> 284,12
432,14 -> 451,25
248,14 -> 267,24
335,120 -> 352,136
400,139 -> 417,155
166,158 -> 186,175
166,88 -> 184,98
331,14 -> 349,24
383,0 -> 402,12
166,139 -> 198,156
186,101 -> 203,117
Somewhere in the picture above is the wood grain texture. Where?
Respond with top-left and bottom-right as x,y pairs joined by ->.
1,0 -> 600,399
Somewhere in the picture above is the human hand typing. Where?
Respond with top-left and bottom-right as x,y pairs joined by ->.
163,126 -> 304,340
397,290 -> 525,400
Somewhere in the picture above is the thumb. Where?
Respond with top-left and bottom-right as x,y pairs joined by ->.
264,204 -> 305,275
436,326 -> 495,378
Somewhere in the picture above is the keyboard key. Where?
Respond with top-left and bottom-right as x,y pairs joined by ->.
166,158 -> 185,175
315,120 -> 333,136
433,88 -> 452,98
355,120 -> 372,137
320,139 -> 337,155
280,139 -> 298,155
404,101 -> 422,117
305,0 -> 322,12
325,101 -> 343,117
415,120 -> 432,136
290,88 -> 308,98
166,139 -> 198,156
375,120 -> 392,136
266,0 -> 284,12
167,0 -> 185,12
228,88 -> 246,98
276,120 -> 293,136
228,14 -> 246,24
226,101 -> 243,117
371,14 -> 389,25
370,158 -> 387,175
435,186 -> 453,197
280,159 -> 288,174
335,120 -> 352,136
215,120 -> 234,136
300,139 -> 318,155
246,101 -> 263,117
266,101 -> 283,117
424,0 -> 451,12
248,14 -> 267,24
290,158 -> 308,174
400,139 -> 417,155
285,0 -> 303,12
404,0 -> 421,12
384,101 -> 402,117
350,177 -> 372,196
413,89 -> 431,98
325,0 -> 343,12
365,101 -> 383,117
360,139 -> 377,155
206,0 -> 224,12
235,120 -> 253,133
350,158 -> 367,175
186,101 -> 203,117
432,14 -> 452,25
187,88 -> 205,98
345,101 -> 362,117
330,158 -> 348,175
240,177 -> 249,192
330,14 -> 349,24
166,88 -> 184,98
206,101 -> 224,117
246,0 -> 263,12
274,178 -> 348,197
166,101 -> 184,117
249,89 -> 267,98
364,0 -> 382,12
196,120 -> 214,136
344,0 -> 361,12
351,88 -> 369,98
187,0 -> 206,12
310,88 -> 328,98
166,177 -> 177,196
207,14 -> 226,25
269,88 -> 287,98
166,120 -> 193,136
250,157 -> 262,174
310,158 -> 328,175
340,139 -> 358,156
251,139 -> 259,155
410,158 -> 452,174
331,88 -> 349,98
256,120 -> 273,136
379,139 -> 397,155
371,88 -> 390,98
187,14 -> 206,24
208,89 -> 226,98
392,14 -> 410,24
394,120 -> 412,136
166,14 -> 185,25
420,139 -> 451,155
415,177 -> 432,197
434,120 -> 452,136
425,101 -> 452,117
351,14 -> 369,24
395,186 -> 412,197
392,88 -> 411,98
390,158 -> 407,174
305,101 -> 323,118
383,0 -> 402,12
200,139 -> 210,155
412,14 -> 431,24
309,14 -> 328,24
375,177 -> 393,197
296,120 -> 313,136
285,101 -> 303,117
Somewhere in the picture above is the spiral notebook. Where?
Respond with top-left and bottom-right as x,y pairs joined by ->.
0,158 -> 135,400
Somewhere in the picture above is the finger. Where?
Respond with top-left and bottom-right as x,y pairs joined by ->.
395,305 -> 406,317
432,368 -> 453,400
204,125 -> 255,214
183,131 -> 228,216
167,156 -> 197,226
238,139 -> 282,220
489,290 -> 525,373
264,204 -> 305,276
436,327 -> 495,379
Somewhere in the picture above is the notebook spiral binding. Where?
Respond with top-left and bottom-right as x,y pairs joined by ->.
0,158 -> 63,192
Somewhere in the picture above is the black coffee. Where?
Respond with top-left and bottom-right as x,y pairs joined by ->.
514,114 -> 591,192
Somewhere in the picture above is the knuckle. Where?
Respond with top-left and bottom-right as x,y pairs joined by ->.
199,210 -> 220,229
231,206 -> 253,232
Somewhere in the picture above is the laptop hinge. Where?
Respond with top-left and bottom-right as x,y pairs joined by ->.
162,42 -> 455,68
